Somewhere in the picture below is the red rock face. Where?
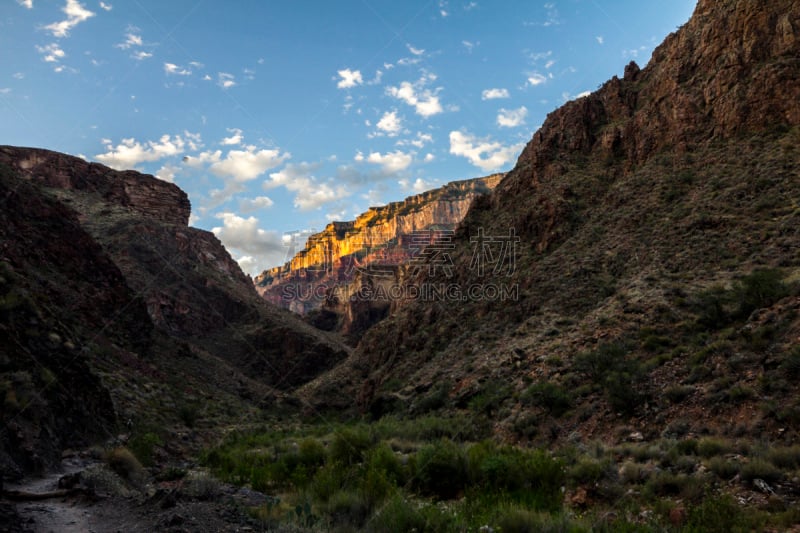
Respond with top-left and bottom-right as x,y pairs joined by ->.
0,146 -> 190,227
255,175 -> 503,341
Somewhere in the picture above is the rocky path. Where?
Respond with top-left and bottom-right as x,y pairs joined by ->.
3,456 -> 104,533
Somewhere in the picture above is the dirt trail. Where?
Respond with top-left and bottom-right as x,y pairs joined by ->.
4,456 -> 103,533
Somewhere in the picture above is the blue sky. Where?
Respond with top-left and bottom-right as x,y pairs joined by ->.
1,0 -> 696,275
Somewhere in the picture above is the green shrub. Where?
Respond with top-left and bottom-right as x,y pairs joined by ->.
664,385 -> 694,404
414,439 -> 467,499
128,431 -> 163,467
781,347 -> 800,378
767,445 -> 800,470
696,437 -> 730,458
707,457 -> 740,479
366,495 -> 434,533
366,443 -> 405,485
325,490 -> 370,528
574,342 -> 628,383
521,382 -> 572,417
686,494 -> 761,532
298,438 -> 326,469
495,507 -> 586,533
468,380 -> 512,416
330,427 -> 373,465
731,269 -> 787,319
740,458 -> 782,484
309,462 -> 349,503
567,458 -> 614,486
675,438 -> 698,456
178,402 -> 199,428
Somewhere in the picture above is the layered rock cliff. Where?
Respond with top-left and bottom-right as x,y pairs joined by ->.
255,175 -> 502,338
300,0 -> 800,441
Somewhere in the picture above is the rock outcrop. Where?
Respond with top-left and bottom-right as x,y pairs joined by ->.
0,146 -> 190,227
255,175 -> 502,340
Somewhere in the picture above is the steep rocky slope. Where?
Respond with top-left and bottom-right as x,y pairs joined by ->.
0,147 -> 350,479
301,0 -> 800,444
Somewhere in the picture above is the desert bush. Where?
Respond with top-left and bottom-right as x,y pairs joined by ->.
468,380 -> 512,416
740,458 -> 782,484
521,382 -> 573,417
366,443 -> 405,485
366,495 -> 445,533
686,494 -> 762,532
298,438 -> 326,469
185,472 -> 221,500
767,445 -> 800,470
574,342 -> 628,383
106,446 -> 144,481
128,431 -> 163,467
567,457 -> 615,486
707,457 -> 740,479
325,489 -> 370,528
329,427 -> 373,466
731,269 -> 787,319
781,347 -> 800,378
308,462 -> 349,503
696,437 -> 731,458
664,385 -> 694,404
413,439 -> 467,499
692,284 -> 729,329
495,507 -> 585,533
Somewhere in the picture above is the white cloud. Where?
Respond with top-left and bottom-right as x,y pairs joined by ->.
396,131 -> 433,148
596,36 -> 604,45
99,2 -> 112,10
155,163 -> 180,183
399,177 -> 436,193
210,146 -> 290,182
464,1 -> 478,10
13,72 -> 25,79
239,196 -> 274,212
95,134 -> 193,169
407,44 -> 425,56
386,74 -> 443,117
211,212 -> 286,275
376,111 -> 402,136
36,43 -> 65,63
527,73 -> 547,86
44,0 -> 95,38
364,150 -> 413,173
424,153 -> 435,163
482,88 -> 509,100
336,68 -> 363,89
116,32 -> 141,49
449,130 -> 525,171
267,162 -> 350,211
220,128 -> 243,145
164,62 -> 191,75
218,72 -> 236,89
0,88 -> 11,95
132,51 -> 152,60
462,40 -> 478,53
183,149 -> 220,168
17,0 -> 33,8
497,106 -> 528,128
